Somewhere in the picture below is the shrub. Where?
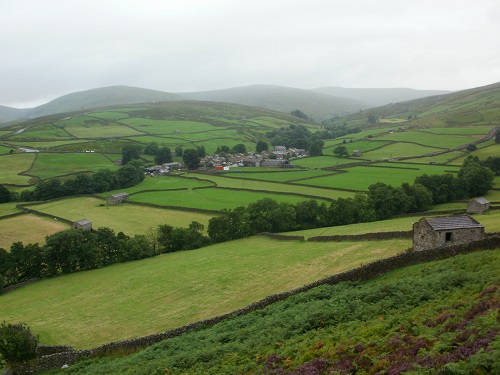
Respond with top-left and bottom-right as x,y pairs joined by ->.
0,321 -> 39,365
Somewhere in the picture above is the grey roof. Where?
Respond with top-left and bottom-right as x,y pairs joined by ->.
75,219 -> 91,225
472,197 -> 490,204
110,192 -> 129,197
426,215 -> 483,231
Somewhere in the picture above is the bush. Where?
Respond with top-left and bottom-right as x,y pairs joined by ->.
0,321 -> 39,365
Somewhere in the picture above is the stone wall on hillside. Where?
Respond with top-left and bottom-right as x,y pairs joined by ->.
8,236 -> 500,375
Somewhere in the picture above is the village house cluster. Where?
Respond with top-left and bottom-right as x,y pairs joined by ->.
201,146 -> 307,170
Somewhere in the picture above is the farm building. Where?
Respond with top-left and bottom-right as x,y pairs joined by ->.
412,215 -> 485,251
467,197 -> 490,214
73,219 -> 92,231
107,192 -> 129,205
353,150 -> 362,157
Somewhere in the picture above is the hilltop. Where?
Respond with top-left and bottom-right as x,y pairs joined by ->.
330,81 -> 500,129
312,86 -> 451,107
0,83 -> 455,125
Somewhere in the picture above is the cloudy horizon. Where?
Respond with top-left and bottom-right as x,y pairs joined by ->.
1,0 -> 499,108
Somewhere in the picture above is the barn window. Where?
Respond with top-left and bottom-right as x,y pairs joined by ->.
445,232 -> 452,241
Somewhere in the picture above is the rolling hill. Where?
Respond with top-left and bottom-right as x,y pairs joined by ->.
0,86 -> 184,125
328,81 -> 500,129
312,86 -> 451,107
178,84 -> 369,121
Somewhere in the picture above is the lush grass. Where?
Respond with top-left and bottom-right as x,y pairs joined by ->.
0,236 -> 409,348
47,249 -> 500,374
130,187 -> 329,210
362,142 -> 444,160
0,153 -> 36,185
88,111 -> 131,120
121,119 -> 218,134
222,169 -> 334,183
452,143 -> 500,165
293,156 -> 344,169
376,130 -> 481,149
0,214 -> 69,250
0,145 -> 14,154
294,163 -> 459,191
184,173 -> 355,200
323,139 -> 392,154
403,150 -> 467,164
29,153 -> 116,179
64,124 -> 145,138
23,197 -> 214,235
4,140 -> 91,150
419,126 -> 494,135
5,125 -> 72,141
100,175 -> 214,196
0,202 -> 23,217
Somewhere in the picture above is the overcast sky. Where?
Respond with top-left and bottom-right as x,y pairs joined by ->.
1,0 -> 499,108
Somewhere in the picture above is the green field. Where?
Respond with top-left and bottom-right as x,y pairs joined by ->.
0,202 -> 23,217
0,214 -> 69,250
64,123 -> 145,138
121,119 -> 219,134
292,163 -> 460,191
185,173 -> 355,200
130,187 -> 329,210
0,236 -> 409,348
419,126 -> 494,135
0,153 -> 36,185
23,197 -> 214,235
29,153 -> 116,179
222,169 -> 333,183
293,156 -> 344,168
362,142 -> 444,160
377,130 -> 481,149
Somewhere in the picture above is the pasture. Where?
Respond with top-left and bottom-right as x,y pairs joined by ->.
0,236 -> 410,348
361,142 -> 444,160
29,152 -> 116,179
121,119 -> 219,134
185,173 -> 356,200
292,163 -> 460,191
130,187 -> 330,210
376,130 -> 482,149
0,153 -> 36,185
0,214 -> 69,250
23,197 -> 214,235
222,169 -> 333,183
0,202 -> 22,217
63,123 -> 145,138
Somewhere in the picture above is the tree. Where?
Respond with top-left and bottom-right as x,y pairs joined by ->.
116,163 -> 144,188
183,149 -> 201,170
368,182 -> 411,220
121,144 -> 142,165
175,145 -> 183,157
308,139 -> 324,156
368,114 -> 377,124
144,142 -> 160,155
333,145 -> 348,157
231,144 -> 246,154
92,169 -> 118,193
197,145 -> 206,158
466,144 -> 477,152
0,185 -> 11,203
256,141 -> 269,153
0,321 -> 39,365
290,109 -> 308,120
154,147 -> 173,164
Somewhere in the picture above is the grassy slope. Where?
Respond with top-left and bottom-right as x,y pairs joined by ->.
0,236 -> 409,348
44,248 -> 500,375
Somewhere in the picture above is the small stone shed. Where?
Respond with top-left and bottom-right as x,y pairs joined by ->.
467,197 -> 490,214
107,192 -> 129,205
73,219 -> 92,231
413,215 -> 485,251
352,150 -> 362,157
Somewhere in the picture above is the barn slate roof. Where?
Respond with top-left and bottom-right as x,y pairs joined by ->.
472,197 -> 490,205
426,215 -> 483,231
75,219 -> 91,225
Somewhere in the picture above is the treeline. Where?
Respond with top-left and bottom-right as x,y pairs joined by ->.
14,162 -> 144,202
0,156 -> 494,290
266,125 -> 325,156
0,227 -> 153,288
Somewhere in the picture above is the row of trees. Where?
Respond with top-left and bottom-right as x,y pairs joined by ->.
122,143 -> 183,165
18,162 -> 145,202
266,125 -> 324,156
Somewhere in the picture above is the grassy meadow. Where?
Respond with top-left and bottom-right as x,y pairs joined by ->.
0,235 -> 409,348
23,197 -> 215,235
0,153 -> 36,185
0,214 -> 69,250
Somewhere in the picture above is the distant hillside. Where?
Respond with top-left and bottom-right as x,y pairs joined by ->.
24,86 -> 184,120
312,86 -> 451,107
0,105 -> 29,123
329,81 -> 500,129
0,86 -> 184,125
178,84 -> 369,121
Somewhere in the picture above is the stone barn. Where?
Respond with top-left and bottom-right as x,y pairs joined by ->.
413,215 -> 485,251
73,219 -> 92,231
107,192 -> 129,205
467,197 -> 490,214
